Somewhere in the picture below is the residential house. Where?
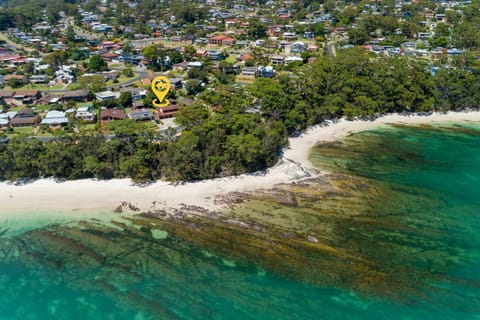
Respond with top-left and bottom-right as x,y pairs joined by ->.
9,108 -> 39,127
304,31 -> 315,39
128,109 -> 157,122
61,90 -> 90,103
238,54 -> 254,62
307,43 -> 319,52
50,67 -> 75,85
4,74 -> 27,84
100,108 -> 126,125
279,40 -> 290,49
120,54 -> 143,65
195,50 -> 208,58
13,90 -> 41,104
50,43 -> 66,51
205,26 -> 218,33
257,66 -> 275,78
207,50 -> 223,60
157,103 -> 180,119
36,93 -> 61,105
241,66 -> 257,76
283,32 -> 296,40
101,51 -> 120,62
235,40 -> 249,47
41,110 -> 69,127
100,41 -> 116,50
0,111 -> 17,127
225,19 -> 237,29
271,55 -> 285,65
92,24 -> 112,32
208,35 -> 236,46
95,90 -> 121,101
99,70 -> 120,81
120,87 -> 147,101
292,41 -> 306,53
172,61 -> 188,70
169,78 -> 184,90
0,90 -> 14,100
186,61 -> 204,70
0,54 -> 26,64
194,38 -> 208,45
285,56 -> 303,65
220,63 -> 240,74
30,75 -> 48,84
75,106 -> 96,122
435,14 -> 446,22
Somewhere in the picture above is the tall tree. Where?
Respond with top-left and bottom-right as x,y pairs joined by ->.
88,54 -> 108,72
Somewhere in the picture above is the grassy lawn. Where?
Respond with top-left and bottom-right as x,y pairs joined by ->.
235,75 -> 255,84
7,83 -> 65,91
32,105 -> 51,112
8,106 -> 24,112
8,126 -> 35,136
83,123 -> 97,130
77,123 -> 98,133
225,54 -> 237,63
35,131 -> 54,138
77,102 -> 94,107
142,120 -> 159,129
66,83 -> 83,91
166,70 -> 186,78
7,105 -> 56,112
106,75 -> 135,87
108,63 -> 124,68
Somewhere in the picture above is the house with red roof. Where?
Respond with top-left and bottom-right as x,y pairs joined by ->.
208,35 -> 236,46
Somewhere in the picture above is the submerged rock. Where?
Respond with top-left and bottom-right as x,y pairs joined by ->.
151,229 -> 168,240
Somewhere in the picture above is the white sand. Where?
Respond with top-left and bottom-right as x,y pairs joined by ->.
1,111 -> 480,213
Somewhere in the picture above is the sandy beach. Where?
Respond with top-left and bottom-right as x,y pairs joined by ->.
2,111 -> 480,213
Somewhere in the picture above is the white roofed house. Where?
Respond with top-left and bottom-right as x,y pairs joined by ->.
30,75 -> 48,84
0,111 -> 16,127
285,56 -> 303,65
95,91 -> 121,101
40,110 -> 69,129
291,41 -> 306,53
271,55 -> 285,66
0,110 -> 17,123
75,105 -> 96,122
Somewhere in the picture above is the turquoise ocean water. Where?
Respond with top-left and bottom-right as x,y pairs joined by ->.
1,121 -> 479,319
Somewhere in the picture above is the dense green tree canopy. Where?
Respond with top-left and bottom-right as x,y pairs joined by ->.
88,55 -> 108,72
2,49 -> 480,183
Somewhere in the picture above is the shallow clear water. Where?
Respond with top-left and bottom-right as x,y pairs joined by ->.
1,122 -> 480,319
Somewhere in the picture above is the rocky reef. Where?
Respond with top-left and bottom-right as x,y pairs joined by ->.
0,171 -> 477,318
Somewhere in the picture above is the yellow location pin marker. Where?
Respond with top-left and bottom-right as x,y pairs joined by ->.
151,76 -> 171,108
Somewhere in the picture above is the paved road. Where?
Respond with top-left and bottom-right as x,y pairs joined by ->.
0,32 -> 44,56
109,70 -> 149,89
327,41 -> 337,57
67,17 -> 98,41
40,70 -> 149,93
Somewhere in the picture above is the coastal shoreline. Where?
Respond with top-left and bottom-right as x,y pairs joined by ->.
1,111 -> 480,213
